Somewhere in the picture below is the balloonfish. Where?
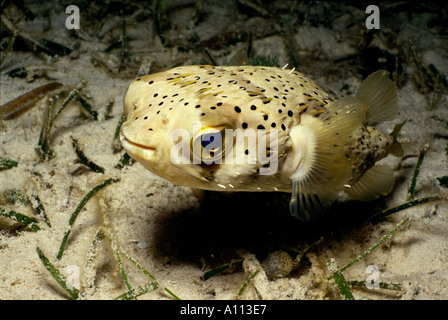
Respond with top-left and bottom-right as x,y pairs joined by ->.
120,65 -> 404,220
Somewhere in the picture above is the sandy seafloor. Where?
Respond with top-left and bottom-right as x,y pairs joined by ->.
0,1 -> 447,300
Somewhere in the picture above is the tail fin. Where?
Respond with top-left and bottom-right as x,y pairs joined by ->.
355,70 -> 398,124
289,97 -> 364,220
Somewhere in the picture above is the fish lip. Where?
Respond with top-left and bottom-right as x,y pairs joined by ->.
121,136 -> 157,152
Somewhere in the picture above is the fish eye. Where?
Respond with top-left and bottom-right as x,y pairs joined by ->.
191,127 -> 227,164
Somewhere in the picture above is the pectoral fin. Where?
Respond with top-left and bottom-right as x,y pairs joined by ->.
288,97 -> 364,220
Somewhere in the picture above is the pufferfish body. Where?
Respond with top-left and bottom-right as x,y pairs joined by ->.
120,65 -> 403,220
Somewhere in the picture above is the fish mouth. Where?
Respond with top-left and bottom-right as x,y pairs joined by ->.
122,137 -> 157,152
120,135 -> 158,163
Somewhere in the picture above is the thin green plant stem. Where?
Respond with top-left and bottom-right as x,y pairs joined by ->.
56,177 -> 120,260
204,49 -> 217,66
126,254 -> 157,281
164,287 -> 181,300
348,280 -> 402,291
118,17 -> 127,73
71,137 -> 105,173
327,259 -> 354,300
113,243 -> 132,291
125,253 -> 181,300
31,194 -> 51,227
236,269 -> 260,300
332,218 -> 409,276
76,95 -> 98,120
38,81 -> 87,160
36,247 -> 80,299
408,144 -> 429,200
83,230 -> 105,295
114,113 -> 126,140
432,115 -> 448,129
154,0 -> 166,45
39,81 -> 87,161
113,113 -> 127,153
115,281 -> 159,300
52,80 -> 88,121
203,259 -> 243,280
37,95 -> 57,160
102,195 -> 179,300
100,197 -> 132,291
118,152 -> 131,166
371,195 -> 446,222
0,157 -> 18,169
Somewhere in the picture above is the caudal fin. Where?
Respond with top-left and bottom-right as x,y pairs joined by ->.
355,70 -> 398,124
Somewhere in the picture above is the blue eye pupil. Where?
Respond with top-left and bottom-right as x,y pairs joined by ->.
201,135 -> 215,148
